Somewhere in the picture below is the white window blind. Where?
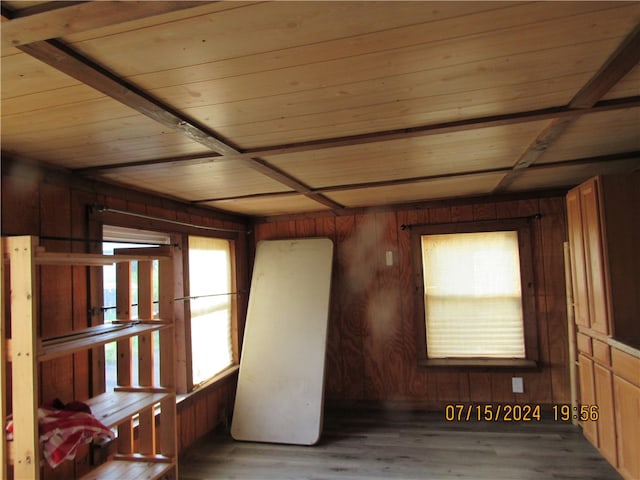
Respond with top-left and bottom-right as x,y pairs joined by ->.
421,231 -> 525,359
189,236 -> 233,385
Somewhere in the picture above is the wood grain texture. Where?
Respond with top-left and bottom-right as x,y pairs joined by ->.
255,193 -> 569,409
181,409 -> 622,480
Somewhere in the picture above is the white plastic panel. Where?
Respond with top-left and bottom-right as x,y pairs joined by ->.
231,238 -> 334,445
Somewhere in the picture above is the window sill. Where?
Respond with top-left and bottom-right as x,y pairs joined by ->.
419,358 -> 538,368
176,364 -> 240,405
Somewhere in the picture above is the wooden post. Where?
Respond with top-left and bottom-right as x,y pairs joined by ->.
158,255 -> 177,472
137,260 -> 155,455
8,236 -> 41,479
116,260 -> 133,453
0,238 -> 8,480
564,241 -> 579,426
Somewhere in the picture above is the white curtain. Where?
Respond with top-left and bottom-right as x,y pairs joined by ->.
189,236 -> 233,385
422,231 -> 525,358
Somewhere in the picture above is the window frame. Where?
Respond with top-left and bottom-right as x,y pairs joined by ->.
410,218 -> 539,368
182,234 -> 238,392
94,222 -> 241,396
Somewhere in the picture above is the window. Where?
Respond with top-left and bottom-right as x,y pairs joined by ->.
100,226 -> 237,395
187,236 -> 233,386
102,226 -> 171,391
411,219 -> 537,366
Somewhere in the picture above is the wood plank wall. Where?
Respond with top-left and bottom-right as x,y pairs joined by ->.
253,195 -> 571,409
1,159 -> 247,480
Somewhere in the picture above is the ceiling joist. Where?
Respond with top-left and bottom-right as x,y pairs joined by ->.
13,36 -> 343,210
494,22 -> 640,192
74,96 -> 640,176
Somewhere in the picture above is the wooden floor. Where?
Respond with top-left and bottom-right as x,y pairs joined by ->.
179,409 -> 621,480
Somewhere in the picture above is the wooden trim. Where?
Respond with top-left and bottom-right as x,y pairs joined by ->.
409,218 -> 540,365
419,359 -> 538,368
1,1 -> 206,47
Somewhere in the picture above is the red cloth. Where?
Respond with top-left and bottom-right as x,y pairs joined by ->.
6,407 -> 115,468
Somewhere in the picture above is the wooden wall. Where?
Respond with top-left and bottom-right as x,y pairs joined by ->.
1,158 -> 248,479
253,195 -> 571,408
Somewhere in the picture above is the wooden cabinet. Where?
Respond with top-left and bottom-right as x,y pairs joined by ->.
1,236 -> 178,479
567,172 -> 640,480
566,172 -> 640,344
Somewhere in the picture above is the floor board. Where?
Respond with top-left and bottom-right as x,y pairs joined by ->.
179,409 -> 621,479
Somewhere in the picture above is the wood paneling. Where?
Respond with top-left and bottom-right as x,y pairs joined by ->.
255,194 -> 570,408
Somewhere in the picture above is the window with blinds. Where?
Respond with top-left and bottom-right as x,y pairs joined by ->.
188,236 -> 233,386
421,231 -> 526,359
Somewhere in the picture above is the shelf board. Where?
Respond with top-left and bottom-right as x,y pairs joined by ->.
87,390 -> 173,429
39,322 -> 171,361
35,251 -> 169,266
78,459 -> 174,480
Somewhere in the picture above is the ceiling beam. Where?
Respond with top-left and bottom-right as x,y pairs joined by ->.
73,96 -> 640,175
494,22 -> 640,192
193,151 -> 640,204
1,1 -> 208,47
16,38 -> 344,211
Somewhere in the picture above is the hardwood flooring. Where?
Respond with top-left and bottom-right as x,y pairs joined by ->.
179,409 -> 622,480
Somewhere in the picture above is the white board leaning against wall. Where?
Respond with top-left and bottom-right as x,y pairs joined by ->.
231,238 -> 334,445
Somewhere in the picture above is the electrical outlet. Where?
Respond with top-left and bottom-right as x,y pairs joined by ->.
385,250 -> 393,266
512,377 -> 524,393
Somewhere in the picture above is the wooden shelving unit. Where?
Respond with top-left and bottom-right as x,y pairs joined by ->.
1,236 -> 178,480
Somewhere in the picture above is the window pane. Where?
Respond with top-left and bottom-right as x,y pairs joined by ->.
189,236 -> 233,386
422,231 -> 525,358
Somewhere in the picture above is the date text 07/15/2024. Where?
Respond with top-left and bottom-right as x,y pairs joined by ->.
444,404 -> 600,422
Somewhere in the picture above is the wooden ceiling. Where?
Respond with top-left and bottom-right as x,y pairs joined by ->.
2,1 -> 639,217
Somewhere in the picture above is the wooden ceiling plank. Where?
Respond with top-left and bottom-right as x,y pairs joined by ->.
72,95 -> 640,175
187,150 -> 640,204
17,39 -> 237,155
235,97 -> 639,162
494,22 -> 640,192
1,1 -> 207,47
16,36 -> 343,211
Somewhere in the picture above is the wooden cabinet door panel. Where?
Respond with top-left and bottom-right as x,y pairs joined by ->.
614,376 -> 640,480
567,188 -> 590,328
578,354 -> 598,446
579,179 -> 609,334
594,364 -> 616,466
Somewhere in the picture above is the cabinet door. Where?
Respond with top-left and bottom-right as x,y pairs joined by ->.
593,364 -> 616,466
578,354 -> 598,446
614,376 -> 640,480
579,179 -> 609,334
567,188 -> 590,328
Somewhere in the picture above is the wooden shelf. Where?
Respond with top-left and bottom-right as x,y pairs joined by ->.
39,322 -> 171,362
3,236 -> 178,479
34,251 -> 169,266
78,459 -> 174,480
87,390 -> 173,429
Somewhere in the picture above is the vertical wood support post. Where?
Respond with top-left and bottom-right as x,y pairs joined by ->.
8,236 -> 41,479
115,260 -> 133,453
137,260 -> 155,455
158,256 -> 177,471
